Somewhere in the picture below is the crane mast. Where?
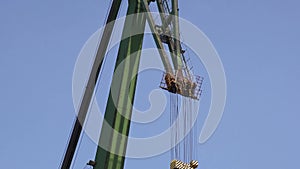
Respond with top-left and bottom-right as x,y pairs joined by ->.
94,1 -> 147,168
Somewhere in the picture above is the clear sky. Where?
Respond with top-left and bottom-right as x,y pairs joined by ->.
1,0 -> 300,169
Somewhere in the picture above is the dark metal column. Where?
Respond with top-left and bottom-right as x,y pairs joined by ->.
60,1 -> 122,168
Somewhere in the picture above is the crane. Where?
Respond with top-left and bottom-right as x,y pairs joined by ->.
60,0 -> 202,169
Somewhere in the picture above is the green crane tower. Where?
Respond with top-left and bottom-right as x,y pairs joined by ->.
60,0 -> 202,169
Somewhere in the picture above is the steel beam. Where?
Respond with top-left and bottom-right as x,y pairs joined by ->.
94,0 -> 147,169
171,0 -> 182,71
142,0 -> 174,74
60,0 -> 122,168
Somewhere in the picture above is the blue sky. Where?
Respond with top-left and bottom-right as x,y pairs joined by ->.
1,0 -> 300,169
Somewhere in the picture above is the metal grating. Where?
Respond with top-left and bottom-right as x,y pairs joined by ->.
159,72 -> 204,100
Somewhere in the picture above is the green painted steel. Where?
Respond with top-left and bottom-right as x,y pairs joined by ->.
155,0 -> 182,71
141,0 -> 173,74
171,0 -> 182,71
94,0 -> 146,169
